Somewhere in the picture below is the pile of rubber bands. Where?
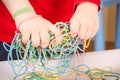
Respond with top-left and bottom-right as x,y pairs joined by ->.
3,22 -> 120,80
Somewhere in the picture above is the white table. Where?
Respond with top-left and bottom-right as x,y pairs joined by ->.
0,49 -> 120,80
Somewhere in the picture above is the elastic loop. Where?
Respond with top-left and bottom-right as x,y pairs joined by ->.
13,7 -> 34,19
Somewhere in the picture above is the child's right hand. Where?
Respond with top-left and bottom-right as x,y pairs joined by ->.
15,13 -> 61,48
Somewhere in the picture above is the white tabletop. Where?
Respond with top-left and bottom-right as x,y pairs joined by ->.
0,49 -> 120,80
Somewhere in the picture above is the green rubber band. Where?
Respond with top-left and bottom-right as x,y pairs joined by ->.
13,7 -> 34,19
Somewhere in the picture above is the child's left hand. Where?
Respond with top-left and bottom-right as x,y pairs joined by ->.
70,2 -> 99,40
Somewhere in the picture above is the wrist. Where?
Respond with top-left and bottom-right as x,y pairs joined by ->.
12,7 -> 37,25
76,2 -> 98,12
15,12 -> 37,26
17,15 -> 42,29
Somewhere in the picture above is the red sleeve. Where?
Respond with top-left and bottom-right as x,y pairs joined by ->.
75,0 -> 100,11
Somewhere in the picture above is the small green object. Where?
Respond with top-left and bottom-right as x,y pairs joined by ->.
13,7 -> 34,19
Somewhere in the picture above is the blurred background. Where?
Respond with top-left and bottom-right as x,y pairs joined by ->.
87,5 -> 117,52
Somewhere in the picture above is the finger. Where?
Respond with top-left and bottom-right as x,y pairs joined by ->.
79,22 -> 87,40
70,20 -> 80,38
84,30 -> 91,40
49,24 -> 62,44
86,20 -> 99,39
83,22 -> 93,40
31,30 -> 40,47
40,28 -> 49,48
90,28 -> 98,39
21,32 -> 31,44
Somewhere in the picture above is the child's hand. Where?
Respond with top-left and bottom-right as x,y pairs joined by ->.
15,13 -> 61,48
70,2 -> 99,40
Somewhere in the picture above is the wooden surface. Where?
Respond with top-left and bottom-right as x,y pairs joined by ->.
86,41 -> 115,52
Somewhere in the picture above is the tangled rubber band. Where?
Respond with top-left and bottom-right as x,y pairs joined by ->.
3,22 -> 120,80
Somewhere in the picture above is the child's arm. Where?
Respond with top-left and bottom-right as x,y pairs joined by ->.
2,0 -> 61,48
70,2 -> 100,40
